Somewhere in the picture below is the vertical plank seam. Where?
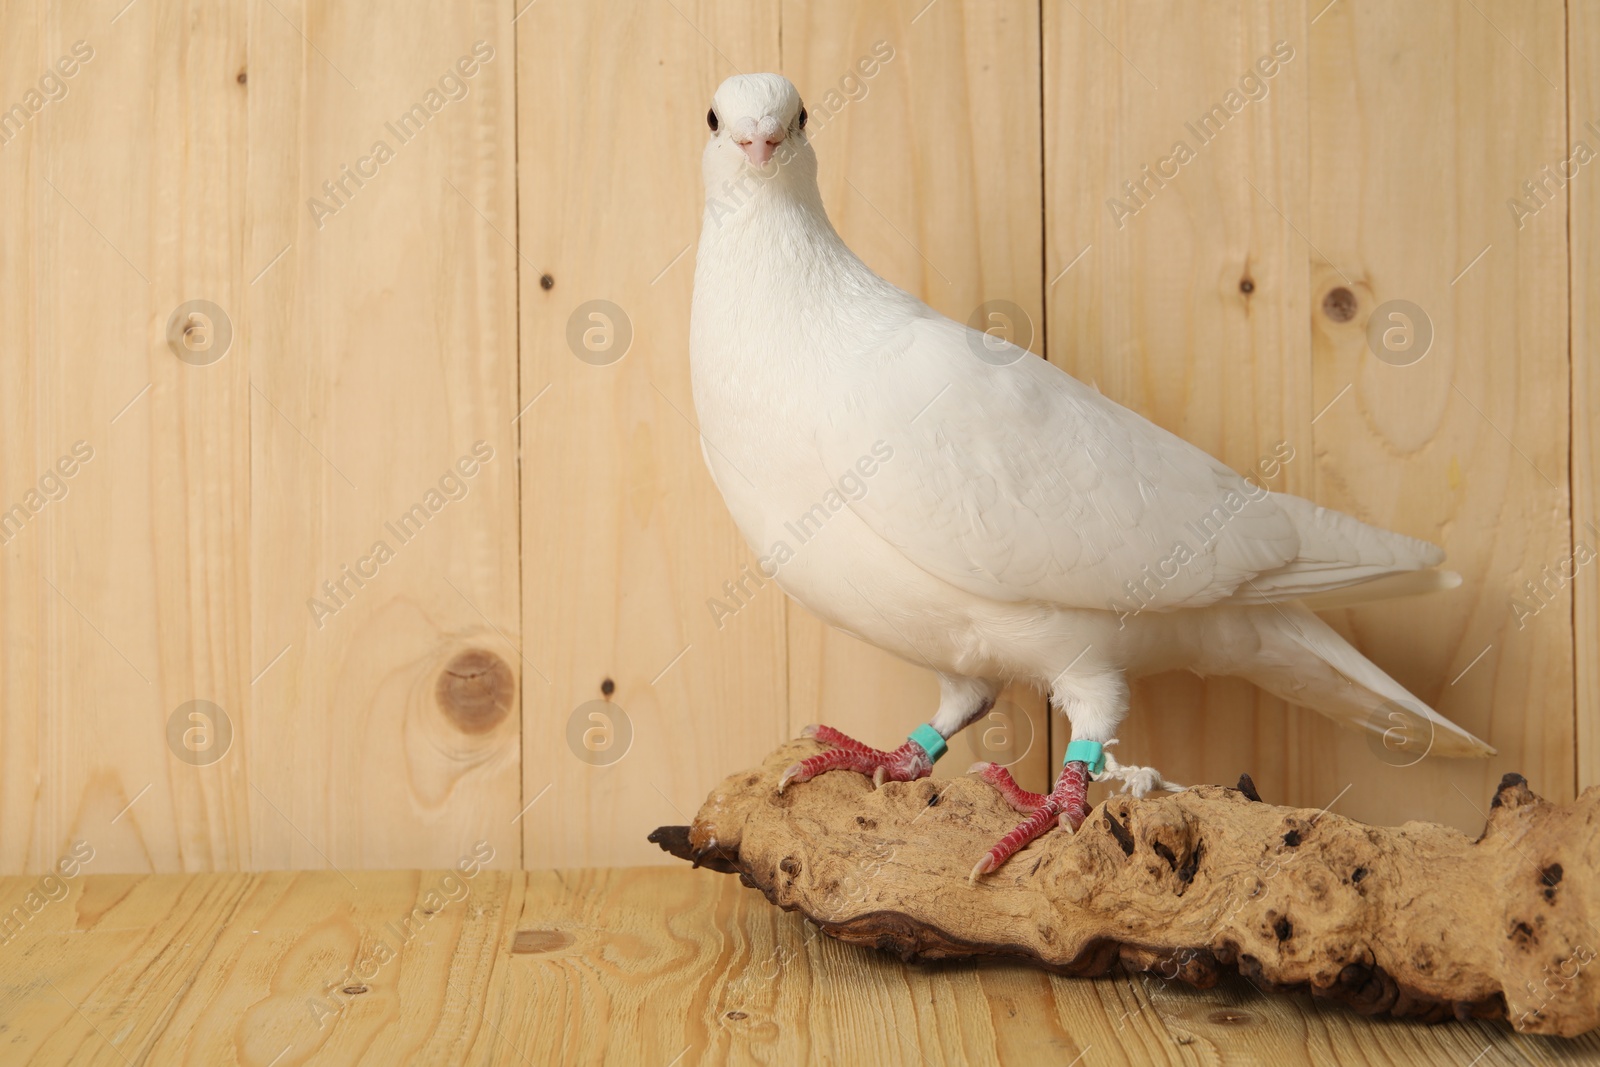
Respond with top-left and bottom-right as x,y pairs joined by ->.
511,0 -> 527,871
1302,0 -> 1319,798
780,2 -> 792,745
1037,0 -> 1053,772
243,0 -> 257,874
1563,0 -> 1580,797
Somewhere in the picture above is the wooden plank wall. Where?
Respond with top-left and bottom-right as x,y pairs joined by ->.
1,0 -> 254,874
1573,0 -> 1600,794
0,0 -> 1589,874
247,0 -> 522,871
1045,0 -> 1576,828
1302,0 -> 1572,825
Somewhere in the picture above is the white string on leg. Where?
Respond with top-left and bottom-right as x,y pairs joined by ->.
1089,739 -> 1187,797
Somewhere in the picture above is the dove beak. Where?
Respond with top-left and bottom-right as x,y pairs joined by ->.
733,118 -> 786,167
740,138 -> 780,166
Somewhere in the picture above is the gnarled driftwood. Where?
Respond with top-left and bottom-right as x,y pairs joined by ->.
651,739 -> 1600,1037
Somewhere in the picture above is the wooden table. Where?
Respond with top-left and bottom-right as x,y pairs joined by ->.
1,867 -> 1594,1065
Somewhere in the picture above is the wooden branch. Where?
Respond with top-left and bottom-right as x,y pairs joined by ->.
651,740 -> 1600,1037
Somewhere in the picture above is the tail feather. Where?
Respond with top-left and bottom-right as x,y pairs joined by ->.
1244,602 -> 1495,759
1226,494 -> 1449,605
1294,568 -> 1462,612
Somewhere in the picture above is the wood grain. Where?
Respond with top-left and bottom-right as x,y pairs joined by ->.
1044,0 -> 1578,830
0,0 -> 253,873
0,0 -> 53,878
1304,0 -> 1574,826
247,0 -> 523,870
1571,0 -> 1600,790
3,867 -> 1596,1064
516,0 -> 786,868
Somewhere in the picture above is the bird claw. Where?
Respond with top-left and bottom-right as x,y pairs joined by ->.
776,725 -> 933,795
973,761 -> 1050,814
968,759 -> 1092,881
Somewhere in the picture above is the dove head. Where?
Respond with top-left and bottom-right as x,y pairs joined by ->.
702,74 -> 817,203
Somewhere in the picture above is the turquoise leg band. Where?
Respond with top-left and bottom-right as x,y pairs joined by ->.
1064,739 -> 1106,775
907,723 -> 947,762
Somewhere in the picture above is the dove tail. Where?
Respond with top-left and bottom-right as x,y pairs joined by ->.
1291,568 -> 1462,611
1242,602 -> 1496,759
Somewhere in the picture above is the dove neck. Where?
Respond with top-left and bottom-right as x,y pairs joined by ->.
697,183 -> 880,300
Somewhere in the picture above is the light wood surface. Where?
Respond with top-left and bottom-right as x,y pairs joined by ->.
516,0 -> 789,870
1045,0 -> 1579,828
1571,0 -> 1600,790
245,0 -> 524,871
0,0 -> 255,874
1302,0 -> 1574,825
3,866 -> 1597,1065
0,0 -> 1593,876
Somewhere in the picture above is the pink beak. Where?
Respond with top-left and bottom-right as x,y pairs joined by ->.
739,137 -> 780,167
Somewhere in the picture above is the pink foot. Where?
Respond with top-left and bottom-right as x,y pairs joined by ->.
968,760 -> 1091,883
778,724 -> 935,793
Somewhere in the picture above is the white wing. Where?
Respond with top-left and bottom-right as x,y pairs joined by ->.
816,314 -> 1437,611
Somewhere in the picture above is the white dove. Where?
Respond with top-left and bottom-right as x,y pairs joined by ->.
688,73 -> 1494,881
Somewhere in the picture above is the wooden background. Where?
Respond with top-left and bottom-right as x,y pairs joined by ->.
0,0 -> 1590,875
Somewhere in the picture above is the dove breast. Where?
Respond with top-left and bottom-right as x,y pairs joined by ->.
687,260 -> 1252,682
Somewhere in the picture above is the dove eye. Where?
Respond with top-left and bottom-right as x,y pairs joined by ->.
798,106 -> 807,130
707,108 -> 719,132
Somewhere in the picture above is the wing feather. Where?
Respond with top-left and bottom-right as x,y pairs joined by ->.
817,317 -> 1302,611
818,316 -> 1448,611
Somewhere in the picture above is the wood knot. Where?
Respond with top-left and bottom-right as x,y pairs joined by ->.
511,928 -> 573,954
539,273 -> 555,290
435,649 -> 514,733
1321,287 -> 1357,322
1239,278 -> 1255,294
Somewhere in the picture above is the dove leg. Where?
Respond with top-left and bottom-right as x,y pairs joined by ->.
969,760 -> 1092,881
777,675 -> 1002,793
969,670 -> 1127,881
970,761 -> 1049,813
